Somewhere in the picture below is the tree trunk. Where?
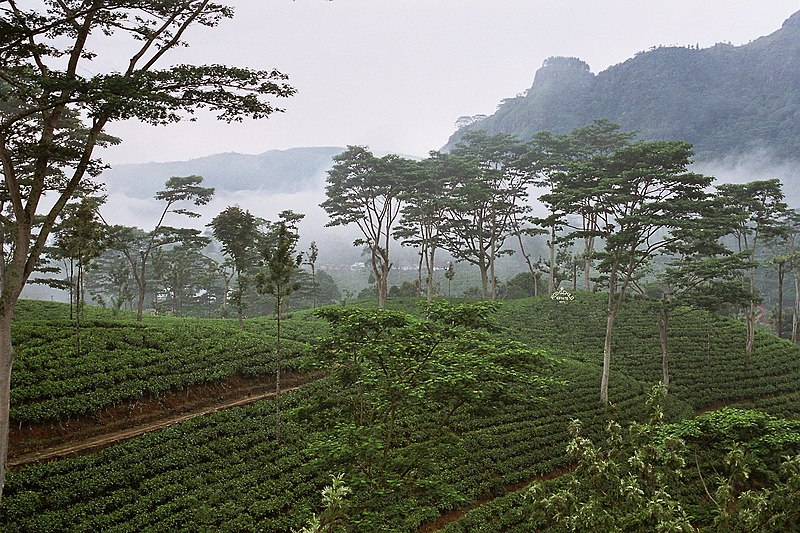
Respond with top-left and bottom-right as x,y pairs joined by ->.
236,297 -> 244,330
68,260 -> 74,321
572,260 -> 577,291
426,246 -> 436,302
235,272 -> 245,330
601,299 -> 615,406
658,307 -> 670,392
0,310 -> 14,502
371,247 -> 389,309
793,274 -> 800,344
489,254 -> 497,301
76,262 -> 82,357
478,261 -> 489,300
0,245 -> 25,502
584,234 -> 595,291
416,250 -> 424,298
136,257 -> 146,321
514,226 -> 540,298
776,262 -> 785,338
377,266 -> 389,309
601,266 -> 624,406
310,265 -> 317,309
548,225 -> 556,294
275,305 -> 282,446
746,302 -> 755,359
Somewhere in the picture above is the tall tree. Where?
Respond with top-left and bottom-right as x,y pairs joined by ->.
766,210 -> 800,339
561,140 -> 713,405
257,210 -> 304,445
321,147 -> 414,308
305,241 -> 319,308
717,179 -> 789,357
442,130 -> 528,300
646,207 -> 755,390
0,0 -> 294,499
106,176 -> 214,320
784,212 -> 800,343
527,120 -> 636,293
208,205 -> 264,327
46,194 -> 110,356
394,152 -> 454,301
47,194 -> 109,319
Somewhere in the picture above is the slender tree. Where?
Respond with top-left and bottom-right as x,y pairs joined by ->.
321,147 -> 414,308
444,261 -> 455,297
208,205 -> 264,327
305,241 -> 319,308
47,195 -> 109,355
784,212 -> 800,343
717,179 -> 789,357
394,152 -> 453,301
257,210 -> 304,445
46,195 -> 109,319
766,210 -> 800,339
648,233 -> 754,389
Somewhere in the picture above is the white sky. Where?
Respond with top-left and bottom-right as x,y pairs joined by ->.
99,0 -> 800,165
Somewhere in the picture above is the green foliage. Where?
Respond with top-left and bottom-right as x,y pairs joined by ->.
0,295 -> 660,531
7,292 -> 800,530
527,385 -> 694,532
440,131 -> 529,300
321,147 -> 417,307
498,294 -> 800,415
9,307 -> 313,424
470,406 -> 800,532
257,212 -> 304,315
311,303 -> 550,501
502,271 -> 544,299
294,473 -> 351,533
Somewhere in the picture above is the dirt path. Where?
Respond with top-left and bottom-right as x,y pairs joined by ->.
9,372 -> 316,467
417,465 -> 575,532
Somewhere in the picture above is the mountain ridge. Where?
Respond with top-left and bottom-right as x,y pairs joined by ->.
445,10 -> 800,164
101,146 -> 345,197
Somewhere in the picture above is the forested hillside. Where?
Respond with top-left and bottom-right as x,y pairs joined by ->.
447,11 -> 800,163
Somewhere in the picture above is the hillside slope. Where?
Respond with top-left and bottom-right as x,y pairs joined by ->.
447,11 -> 800,164
4,296 -> 800,531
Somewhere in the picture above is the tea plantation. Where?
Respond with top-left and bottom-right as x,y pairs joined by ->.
2,293 -> 800,531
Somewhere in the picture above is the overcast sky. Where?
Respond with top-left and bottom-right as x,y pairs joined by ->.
99,1 -> 800,165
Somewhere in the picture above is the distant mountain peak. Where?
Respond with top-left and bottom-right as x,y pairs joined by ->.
446,12 -> 800,164
783,10 -> 800,29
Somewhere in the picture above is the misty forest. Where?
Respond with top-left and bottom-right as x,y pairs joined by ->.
4,3 -> 800,532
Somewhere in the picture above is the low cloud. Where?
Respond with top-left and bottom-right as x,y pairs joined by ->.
692,150 -> 800,206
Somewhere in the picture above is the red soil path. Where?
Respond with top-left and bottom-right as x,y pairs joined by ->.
8,371 -> 316,467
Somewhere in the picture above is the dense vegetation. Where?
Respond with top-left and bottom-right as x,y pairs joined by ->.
448,11 -> 800,163
2,294 -> 800,531
3,3 -> 800,528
